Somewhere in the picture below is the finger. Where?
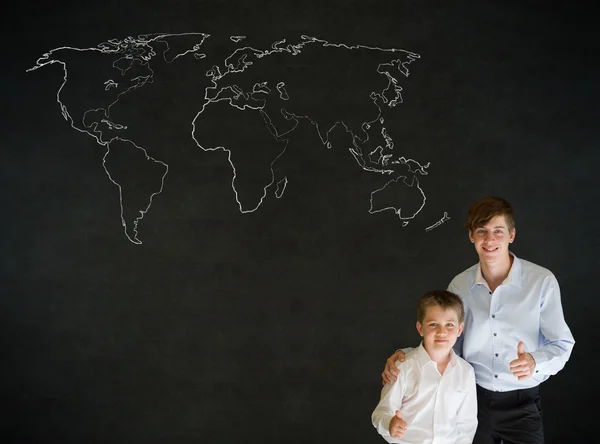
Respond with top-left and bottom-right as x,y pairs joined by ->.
510,364 -> 528,373
385,367 -> 398,382
509,359 -> 527,369
510,362 -> 530,373
387,362 -> 399,375
512,367 -> 531,377
391,424 -> 407,436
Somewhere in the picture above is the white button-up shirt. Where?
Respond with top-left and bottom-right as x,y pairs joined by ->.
448,253 -> 575,392
372,343 -> 478,444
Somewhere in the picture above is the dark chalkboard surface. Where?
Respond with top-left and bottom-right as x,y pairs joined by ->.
3,1 -> 597,442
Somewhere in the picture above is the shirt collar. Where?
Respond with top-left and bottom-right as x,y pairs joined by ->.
415,341 -> 458,369
471,251 -> 523,290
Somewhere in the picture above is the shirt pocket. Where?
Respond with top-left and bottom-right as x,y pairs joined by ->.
443,389 -> 467,415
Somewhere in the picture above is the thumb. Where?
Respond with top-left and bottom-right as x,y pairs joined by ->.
517,341 -> 525,355
395,410 -> 403,418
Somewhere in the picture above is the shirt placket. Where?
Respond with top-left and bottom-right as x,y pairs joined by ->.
489,285 -> 502,391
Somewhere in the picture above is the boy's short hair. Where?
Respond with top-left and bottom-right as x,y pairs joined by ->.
417,290 -> 465,324
464,196 -> 515,232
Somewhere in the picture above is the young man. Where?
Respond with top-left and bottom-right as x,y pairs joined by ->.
380,197 -> 575,444
372,290 -> 477,444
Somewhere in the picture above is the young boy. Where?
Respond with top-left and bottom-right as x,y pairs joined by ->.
371,290 -> 477,443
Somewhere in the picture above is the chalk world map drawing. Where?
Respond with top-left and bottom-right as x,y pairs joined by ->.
28,32 -> 449,244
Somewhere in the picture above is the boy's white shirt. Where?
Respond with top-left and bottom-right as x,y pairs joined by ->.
371,342 -> 478,444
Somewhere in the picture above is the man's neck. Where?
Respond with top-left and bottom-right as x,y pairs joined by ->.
481,254 -> 513,292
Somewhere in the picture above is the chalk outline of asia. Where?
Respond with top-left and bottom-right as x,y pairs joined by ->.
27,32 -> 450,244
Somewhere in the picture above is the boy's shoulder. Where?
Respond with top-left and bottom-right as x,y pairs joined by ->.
404,347 -> 421,360
395,346 -> 428,370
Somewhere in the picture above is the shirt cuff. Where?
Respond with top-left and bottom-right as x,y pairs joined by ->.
529,351 -> 547,376
376,415 -> 393,437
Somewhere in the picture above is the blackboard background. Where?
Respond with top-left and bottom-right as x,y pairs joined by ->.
2,1 -> 598,442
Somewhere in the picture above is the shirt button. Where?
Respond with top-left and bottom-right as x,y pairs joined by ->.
495,353 -> 498,357
493,333 -> 497,336
494,375 -> 498,378
492,314 -> 496,318
489,291 -> 492,295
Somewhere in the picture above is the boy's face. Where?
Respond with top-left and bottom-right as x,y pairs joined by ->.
416,305 -> 464,354
468,214 -> 516,265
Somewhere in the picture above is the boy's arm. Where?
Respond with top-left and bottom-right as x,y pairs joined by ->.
454,366 -> 478,444
372,361 -> 406,442
529,274 -> 575,379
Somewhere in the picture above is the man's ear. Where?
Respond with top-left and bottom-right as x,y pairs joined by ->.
458,322 -> 465,337
509,227 -> 516,244
416,321 -> 423,337
468,230 -> 475,243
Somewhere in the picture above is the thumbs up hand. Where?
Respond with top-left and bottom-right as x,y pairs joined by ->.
509,341 -> 536,380
389,410 -> 408,439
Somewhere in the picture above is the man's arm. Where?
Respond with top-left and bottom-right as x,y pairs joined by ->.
447,282 -> 464,357
382,347 -> 415,385
454,366 -> 478,444
529,274 -> 575,379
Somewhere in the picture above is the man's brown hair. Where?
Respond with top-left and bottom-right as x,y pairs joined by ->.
464,196 -> 515,232
417,290 -> 465,324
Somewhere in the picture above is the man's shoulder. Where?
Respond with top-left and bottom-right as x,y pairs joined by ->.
448,263 -> 478,288
517,256 -> 554,277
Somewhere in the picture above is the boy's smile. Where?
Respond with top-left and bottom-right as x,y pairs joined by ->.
469,215 -> 516,264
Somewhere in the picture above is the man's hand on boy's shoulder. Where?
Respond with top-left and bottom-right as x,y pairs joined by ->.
382,350 -> 406,385
389,410 -> 408,439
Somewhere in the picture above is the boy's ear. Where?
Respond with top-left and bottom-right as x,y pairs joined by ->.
416,321 -> 423,337
458,322 -> 465,337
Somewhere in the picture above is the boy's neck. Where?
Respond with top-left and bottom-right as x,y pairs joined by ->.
480,253 -> 514,292
423,344 -> 452,374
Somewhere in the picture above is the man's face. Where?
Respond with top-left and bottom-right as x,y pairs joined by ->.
416,305 -> 463,353
468,214 -> 516,265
